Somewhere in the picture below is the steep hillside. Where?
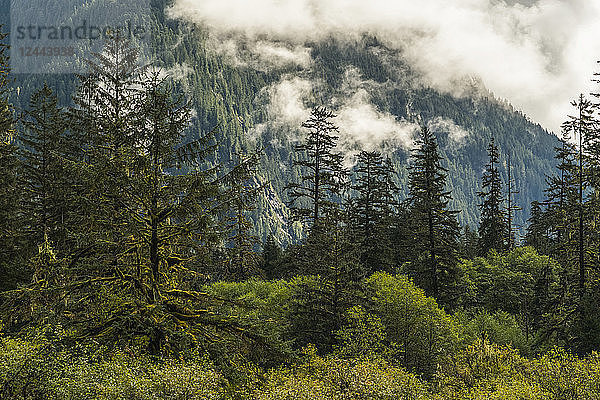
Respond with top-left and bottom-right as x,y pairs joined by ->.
3,0 -> 561,242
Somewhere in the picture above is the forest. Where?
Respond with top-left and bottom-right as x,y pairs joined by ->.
1,16 -> 600,400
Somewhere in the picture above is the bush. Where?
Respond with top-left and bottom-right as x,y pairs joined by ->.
456,310 -> 531,355
0,336 -> 228,400
203,279 -> 294,366
365,272 -> 459,377
51,354 -> 227,400
434,339 -> 600,399
254,347 -> 428,400
335,305 -> 388,359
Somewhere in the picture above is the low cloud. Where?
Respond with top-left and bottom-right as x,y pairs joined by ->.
168,0 -> 600,134
428,117 -> 470,144
251,69 -> 419,164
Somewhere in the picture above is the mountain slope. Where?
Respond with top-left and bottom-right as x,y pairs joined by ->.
3,0 -> 562,242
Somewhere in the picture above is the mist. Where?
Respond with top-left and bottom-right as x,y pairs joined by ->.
168,0 -> 600,135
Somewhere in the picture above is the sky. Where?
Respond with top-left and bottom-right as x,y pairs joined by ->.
167,0 -> 600,135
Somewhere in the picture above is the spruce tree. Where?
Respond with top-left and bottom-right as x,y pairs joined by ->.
505,154 -> 521,249
0,30 -> 24,290
562,95 -> 595,296
478,137 -> 508,255
286,107 -> 346,229
525,201 -> 551,253
406,125 -> 460,304
458,225 -> 479,260
223,152 -> 263,280
538,134 -> 579,262
5,38 -> 252,355
261,236 -> 283,280
67,34 -> 146,276
351,150 -> 397,273
19,84 -> 73,252
288,223 -> 362,353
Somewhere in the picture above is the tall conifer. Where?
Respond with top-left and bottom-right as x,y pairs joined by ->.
406,125 -> 460,304
478,137 -> 508,254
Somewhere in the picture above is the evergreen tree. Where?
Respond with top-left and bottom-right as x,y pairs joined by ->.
288,223 -> 362,353
525,201 -> 550,253
406,125 -> 460,305
5,38 -> 251,355
458,225 -> 479,260
0,30 -> 24,290
351,151 -> 397,273
478,137 -> 508,255
66,34 -> 147,277
505,154 -> 521,249
261,236 -> 283,280
538,135 -> 579,262
286,107 -> 347,229
223,152 -> 263,280
19,84 -> 73,253
562,95 -> 595,296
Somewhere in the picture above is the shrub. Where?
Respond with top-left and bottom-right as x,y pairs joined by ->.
456,310 -> 530,355
254,347 -> 428,400
365,272 -> 459,377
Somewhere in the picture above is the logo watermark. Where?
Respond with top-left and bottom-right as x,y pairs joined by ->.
10,0 -> 152,74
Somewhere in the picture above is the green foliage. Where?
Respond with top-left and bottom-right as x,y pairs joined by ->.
434,339 -> 536,399
456,310 -> 530,355
0,336 -> 228,400
2,7 -> 600,399
458,247 -> 562,342
477,137 -> 508,255
365,272 -> 459,376
406,125 -> 461,306
434,339 -> 600,400
335,305 -> 388,359
254,348 -> 428,400
203,279 -> 294,366
51,354 -> 227,400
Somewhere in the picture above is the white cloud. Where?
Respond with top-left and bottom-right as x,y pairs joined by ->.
248,76 -> 314,143
428,117 -> 470,144
167,0 -> 600,134
251,69 -> 418,164
253,42 -> 312,69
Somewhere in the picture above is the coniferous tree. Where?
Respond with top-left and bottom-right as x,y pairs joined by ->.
525,201 -> 551,253
261,236 -> 283,280
4,38 -> 252,355
77,68 -> 229,353
562,95 -> 595,296
538,134 -> 579,262
478,137 -> 508,255
526,96 -> 597,351
286,107 -> 346,229
458,225 -> 479,260
288,224 -> 362,353
0,30 -> 24,290
351,151 -> 397,273
223,152 -> 263,280
406,125 -> 460,305
505,154 -> 521,249
66,34 -> 147,277
19,84 -> 73,253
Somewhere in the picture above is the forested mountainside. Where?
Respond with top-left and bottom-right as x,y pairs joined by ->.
4,0 -> 600,398
1,0 -> 560,242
